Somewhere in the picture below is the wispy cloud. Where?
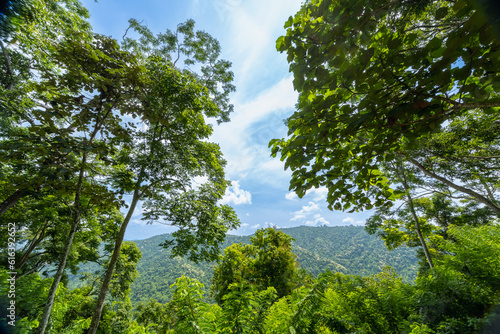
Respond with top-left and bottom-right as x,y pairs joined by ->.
224,0 -> 302,91
286,187 -> 328,202
290,202 -> 320,221
211,76 -> 296,183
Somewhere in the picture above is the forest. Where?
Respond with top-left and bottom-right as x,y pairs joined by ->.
1,0 -> 500,333
68,226 -> 418,305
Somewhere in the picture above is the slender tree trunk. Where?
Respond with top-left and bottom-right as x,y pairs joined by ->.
87,124 -> 156,333
36,154 -> 88,334
396,159 -> 434,269
406,192 -> 434,269
0,39 -> 14,90
406,156 -> 500,216
0,189 -> 29,216
36,96 -> 113,333
87,190 -> 141,334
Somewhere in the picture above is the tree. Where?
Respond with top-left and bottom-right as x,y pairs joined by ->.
134,299 -> 168,332
0,0 -> 93,215
87,20 -> 238,333
271,0 -> 500,213
0,194 -> 124,278
167,276 -> 212,334
35,31 -> 144,334
211,228 -> 299,304
1,2 -> 239,332
410,224 -> 500,333
1,2 -> 145,332
402,109 -> 500,214
364,107 -> 499,269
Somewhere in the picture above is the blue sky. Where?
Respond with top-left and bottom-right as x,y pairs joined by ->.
80,0 -> 372,240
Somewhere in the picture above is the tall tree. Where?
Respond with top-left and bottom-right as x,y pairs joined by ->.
87,20 -> 238,333
35,31 -> 145,334
0,2 -> 144,332
211,228 -> 299,304
271,0 -> 500,213
0,0 -> 93,215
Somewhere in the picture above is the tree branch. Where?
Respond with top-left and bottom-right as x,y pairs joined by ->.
406,156 -> 500,216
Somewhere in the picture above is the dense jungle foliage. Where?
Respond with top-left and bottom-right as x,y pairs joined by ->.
69,226 -> 418,305
1,0 -> 500,333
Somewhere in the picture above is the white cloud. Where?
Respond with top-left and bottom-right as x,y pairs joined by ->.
290,202 -> 320,221
264,222 -> 277,228
299,202 -> 320,214
307,187 -> 328,202
251,224 -> 261,229
288,201 -> 332,227
342,217 -> 365,226
286,187 -> 328,202
220,181 -> 252,205
210,77 -> 296,184
240,223 -> 249,227
304,216 -> 330,227
290,214 -> 306,222
315,216 -> 330,226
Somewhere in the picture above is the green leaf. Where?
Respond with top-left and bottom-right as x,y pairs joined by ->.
435,7 -> 449,20
426,37 -> 442,51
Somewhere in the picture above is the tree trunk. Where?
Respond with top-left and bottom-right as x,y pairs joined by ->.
0,189 -> 29,216
36,154 -> 87,334
406,156 -> 500,216
86,190 -> 141,334
407,192 -> 434,269
397,159 -> 434,269
0,39 -> 14,90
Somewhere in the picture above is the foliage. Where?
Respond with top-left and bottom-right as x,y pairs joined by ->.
410,224 -> 500,333
211,228 -> 299,304
271,0 -> 500,213
67,226 -> 418,305
3,0 -> 500,333
1,0 -> 239,332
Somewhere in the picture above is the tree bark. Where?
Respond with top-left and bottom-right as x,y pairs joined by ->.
406,156 -> 500,216
86,189 -> 141,334
18,222 -> 48,270
397,160 -> 434,269
0,189 -> 29,216
407,192 -> 434,269
0,39 -> 14,90
36,154 -> 87,334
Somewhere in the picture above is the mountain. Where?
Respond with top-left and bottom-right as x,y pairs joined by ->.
128,225 -> 418,304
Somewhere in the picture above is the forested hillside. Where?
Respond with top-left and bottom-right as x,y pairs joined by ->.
124,226 -> 418,304
1,0 -> 500,333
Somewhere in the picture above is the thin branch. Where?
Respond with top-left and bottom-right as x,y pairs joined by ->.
406,156 -> 500,216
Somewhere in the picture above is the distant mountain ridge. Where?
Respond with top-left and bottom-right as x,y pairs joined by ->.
129,225 -> 419,304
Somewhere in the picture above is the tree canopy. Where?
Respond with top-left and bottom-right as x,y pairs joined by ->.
2,0 -> 500,333
0,0 -> 239,332
271,0 -> 500,212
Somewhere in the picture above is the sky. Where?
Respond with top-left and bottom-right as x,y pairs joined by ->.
80,0 -> 372,240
